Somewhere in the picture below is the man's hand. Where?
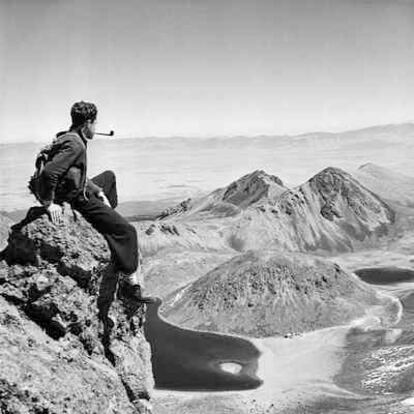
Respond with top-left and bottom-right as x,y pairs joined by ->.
47,202 -> 63,224
97,191 -> 111,208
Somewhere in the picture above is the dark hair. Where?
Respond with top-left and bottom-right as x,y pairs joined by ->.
70,101 -> 98,127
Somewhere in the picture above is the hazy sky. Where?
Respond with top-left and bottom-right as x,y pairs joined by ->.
0,0 -> 413,142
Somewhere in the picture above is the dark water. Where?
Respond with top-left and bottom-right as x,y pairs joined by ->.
144,298 -> 262,391
355,267 -> 414,285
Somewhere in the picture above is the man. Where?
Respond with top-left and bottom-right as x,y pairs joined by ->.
38,101 -> 154,321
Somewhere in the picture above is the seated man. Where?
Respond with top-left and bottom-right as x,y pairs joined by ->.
37,101 -> 154,321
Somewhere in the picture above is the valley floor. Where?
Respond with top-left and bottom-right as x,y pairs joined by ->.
150,226 -> 414,414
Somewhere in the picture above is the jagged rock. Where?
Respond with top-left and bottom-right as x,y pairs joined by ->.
158,198 -> 192,219
145,223 -> 180,238
320,201 -> 342,221
145,224 -> 156,236
162,249 -> 396,337
0,206 -> 153,413
0,296 -> 137,414
160,224 -> 179,236
0,214 -> 13,250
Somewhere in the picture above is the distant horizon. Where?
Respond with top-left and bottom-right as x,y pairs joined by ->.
1,120 -> 413,146
1,0 -> 413,143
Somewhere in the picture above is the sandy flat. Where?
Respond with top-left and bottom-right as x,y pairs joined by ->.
152,325 -> 359,414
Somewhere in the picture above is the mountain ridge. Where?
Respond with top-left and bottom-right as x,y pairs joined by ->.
4,122 -> 414,145
144,166 -> 395,255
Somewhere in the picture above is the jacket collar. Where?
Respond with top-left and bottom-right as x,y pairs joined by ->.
67,128 -> 88,146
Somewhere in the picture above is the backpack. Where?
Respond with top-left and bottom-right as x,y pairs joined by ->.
28,140 -> 57,203
28,131 -> 82,204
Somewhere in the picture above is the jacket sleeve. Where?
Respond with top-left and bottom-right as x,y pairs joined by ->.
40,138 -> 83,205
85,177 -> 102,196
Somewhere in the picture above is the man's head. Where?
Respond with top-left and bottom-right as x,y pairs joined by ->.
70,101 -> 98,140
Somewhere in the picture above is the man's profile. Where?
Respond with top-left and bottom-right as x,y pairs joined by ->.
35,101 -> 154,322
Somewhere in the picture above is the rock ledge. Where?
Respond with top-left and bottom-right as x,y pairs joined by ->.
0,206 -> 153,414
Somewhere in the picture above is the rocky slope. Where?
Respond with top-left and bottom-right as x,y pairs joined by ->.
353,163 -> 414,207
139,167 -> 395,256
142,248 -> 236,299
263,166 -> 395,252
0,213 -> 12,250
0,206 -> 153,413
161,249 -> 393,337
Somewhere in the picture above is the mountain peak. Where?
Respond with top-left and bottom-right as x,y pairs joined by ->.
222,170 -> 285,207
358,162 -> 377,171
307,167 -> 353,196
311,166 -> 349,178
156,169 -> 287,220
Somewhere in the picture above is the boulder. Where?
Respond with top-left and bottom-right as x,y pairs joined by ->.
0,205 -> 154,413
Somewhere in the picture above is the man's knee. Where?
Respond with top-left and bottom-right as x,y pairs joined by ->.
103,170 -> 116,184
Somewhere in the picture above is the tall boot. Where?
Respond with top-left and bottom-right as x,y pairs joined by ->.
118,271 -> 156,304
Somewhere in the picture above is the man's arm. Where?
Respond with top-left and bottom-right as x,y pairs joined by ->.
41,138 -> 82,206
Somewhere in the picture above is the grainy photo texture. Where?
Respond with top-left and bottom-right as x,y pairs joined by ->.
0,1 -> 414,413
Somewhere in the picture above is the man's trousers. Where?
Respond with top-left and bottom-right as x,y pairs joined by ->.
72,170 -> 141,316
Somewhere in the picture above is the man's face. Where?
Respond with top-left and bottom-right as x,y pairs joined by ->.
83,119 -> 97,140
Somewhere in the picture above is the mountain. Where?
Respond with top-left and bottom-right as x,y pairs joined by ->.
262,166 -> 395,252
353,163 -> 414,207
161,249 -> 391,337
338,123 -> 414,143
142,167 -> 395,255
158,170 -> 287,220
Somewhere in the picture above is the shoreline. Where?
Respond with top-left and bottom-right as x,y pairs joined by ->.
333,278 -> 410,398
152,285 -> 404,413
152,324 -> 355,413
145,298 -> 262,393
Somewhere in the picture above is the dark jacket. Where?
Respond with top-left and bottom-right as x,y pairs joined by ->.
39,131 -> 101,205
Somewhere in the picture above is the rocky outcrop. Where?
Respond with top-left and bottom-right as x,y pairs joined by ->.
0,296 -> 138,414
157,198 -> 192,220
162,249 -> 393,337
0,213 -> 13,250
0,206 -> 153,413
